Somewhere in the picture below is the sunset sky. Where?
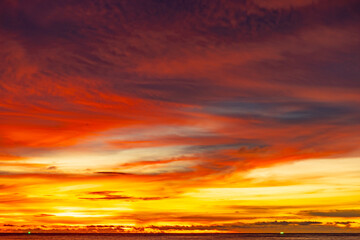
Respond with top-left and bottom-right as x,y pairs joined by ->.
1,0 -> 360,233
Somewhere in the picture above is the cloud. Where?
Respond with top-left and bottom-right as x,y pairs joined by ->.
0,220 -> 359,233
301,210 -> 360,218
148,221 -> 340,231
0,154 -> 28,162
95,172 -> 132,175
80,191 -> 169,201
205,101 -> 360,125
254,221 -> 322,226
34,214 -> 55,217
0,0 -> 359,165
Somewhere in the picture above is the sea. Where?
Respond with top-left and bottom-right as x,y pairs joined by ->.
0,233 -> 359,240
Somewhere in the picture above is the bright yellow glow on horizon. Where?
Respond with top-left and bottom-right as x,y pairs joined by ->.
1,156 -> 360,232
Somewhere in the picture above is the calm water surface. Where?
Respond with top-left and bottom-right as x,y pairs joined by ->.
0,233 -> 359,240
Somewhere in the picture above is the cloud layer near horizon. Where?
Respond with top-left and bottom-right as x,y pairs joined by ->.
1,0 -> 360,233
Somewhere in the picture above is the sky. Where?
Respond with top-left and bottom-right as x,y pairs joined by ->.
0,0 -> 360,233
